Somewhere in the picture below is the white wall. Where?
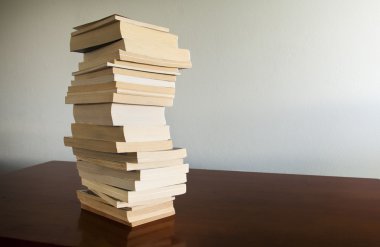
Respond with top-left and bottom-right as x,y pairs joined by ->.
1,0 -> 379,177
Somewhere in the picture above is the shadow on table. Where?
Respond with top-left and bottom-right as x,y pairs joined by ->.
77,210 -> 185,247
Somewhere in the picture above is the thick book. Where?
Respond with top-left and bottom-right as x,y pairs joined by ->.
74,67 -> 176,82
68,81 -> 175,95
65,92 -> 173,106
71,123 -> 171,142
77,60 -> 180,75
73,103 -> 166,126
77,164 -> 187,191
81,179 -> 186,204
76,155 -> 184,171
71,14 -> 177,52
72,147 -> 187,163
82,39 -> 191,68
77,190 -> 175,227
64,136 -> 173,153
67,88 -> 174,99
77,160 -> 189,180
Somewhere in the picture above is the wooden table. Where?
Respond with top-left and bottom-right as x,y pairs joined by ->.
1,161 -> 380,246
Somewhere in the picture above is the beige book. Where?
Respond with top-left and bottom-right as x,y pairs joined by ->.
79,189 -> 175,209
77,160 -> 189,180
76,155 -> 184,171
81,50 -> 191,69
71,74 -> 175,88
71,123 -> 170,142
65,92 -> 173,107
64,137 -> 173,153
77,190 -> 176,226
74,67 -> 176,82
67,88 -> 174,99
77,168 -> 187,191
83,40 -> 191,69
78,190 -> 174,213
71,15 -> 178,52
73,147 -> 187,163
81,179 -> 186,203
77,60 -> 180,75
73,103 -> 166,126
68,81 -> 175,95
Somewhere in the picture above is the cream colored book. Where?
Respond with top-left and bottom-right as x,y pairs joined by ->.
67,88 -> 174,99
73,103 -> 166,126
78,189 -> 174,209
82,40 -> 191,68
77,160 -> 189,180
68,81 -> 175,95
65,92 -> 173,107
77,60 -> 180,75
73,147 -> 187,163
71,74 -> 175,88
77,190 -> 175,227
76,155 -> 184,171
64,137 -> 173,153
81,179 -> 186,203
81,50 -> 191,69
74,67 -> 176,82
71,123 -> 171,142
77,168 -> 187,191
71,14 -> 177,52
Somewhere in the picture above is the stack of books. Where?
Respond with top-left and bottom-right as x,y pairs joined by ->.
64,14 -> 191,227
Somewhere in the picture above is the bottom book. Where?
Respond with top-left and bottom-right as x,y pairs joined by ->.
77,190 -> 175,227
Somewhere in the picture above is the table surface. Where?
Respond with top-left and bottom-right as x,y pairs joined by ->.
1,161 -> 380,246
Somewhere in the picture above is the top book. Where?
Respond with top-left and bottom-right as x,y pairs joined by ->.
71,14 -> 178,52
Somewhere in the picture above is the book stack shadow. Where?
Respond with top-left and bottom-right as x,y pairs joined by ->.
64,14 -> 191,227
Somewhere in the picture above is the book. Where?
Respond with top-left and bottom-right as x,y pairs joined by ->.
67,88 -> 174,99
82,39 -> 191,67
65,92 -> 173,106
81,50 -> 191,69
68,82 -> 175,95
77,60 -> 180,75
77,190 -> 175,226
71,123 -> 171,142
77,160 -> 189,180
73,103 -> 166,126
76,155 -> 184,171
71,14 -> 178,52
64,137 -> 173,153
81,179 -> 186,203
77,167 -> 187,191
72,147 -> 187,163
74,67 -> 177,82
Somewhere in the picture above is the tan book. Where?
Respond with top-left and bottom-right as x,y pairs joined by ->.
67,88 -> 174,99
81,50 -> 191,69
77,160 -> 189,180
71,71 -> 176,88
74,67 -> 176,82
80,189 -> 175,209
77,190 -> 176,226
82,40 -> 191,69
77,60 -> 180,75
76,155 -> 184,171
81,179 -> 186,203
77,168 -> 187,191
65,92 -> 173,107
73,147 -> 187,163
73,103 -> 166,126
68,81 -> 175,95
78,190 -> 174,212
71,123 -> 170,142
64,137 -> 173,153
71,14 -> 177,52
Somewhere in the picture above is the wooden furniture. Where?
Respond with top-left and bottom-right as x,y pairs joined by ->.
1,161 -> 380,246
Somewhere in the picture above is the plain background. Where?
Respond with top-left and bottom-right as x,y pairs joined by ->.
0,0 -> 379,177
